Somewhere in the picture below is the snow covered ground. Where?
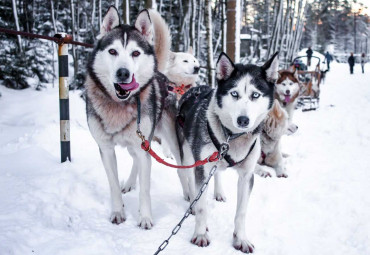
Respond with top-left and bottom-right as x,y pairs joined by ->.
1,63 -> 370,255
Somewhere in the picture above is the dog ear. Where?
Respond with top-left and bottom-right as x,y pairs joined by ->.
169,52 -> 176,64
272,99 -> 284,119
262,52 -> 279,83
216,52 -> 235,81
98,6 -> 120,39
135,9 -> 153,43
187,46 -> 193,55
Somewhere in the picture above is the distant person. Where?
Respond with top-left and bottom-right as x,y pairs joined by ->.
348,52 -> 355,74
324,51 -> 333,70
306,47 -> 313,66
361,53 -> 366,74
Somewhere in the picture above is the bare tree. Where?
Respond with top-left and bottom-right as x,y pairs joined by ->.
12,0 -> 23,53
205,0 -> 215,86
122,0 -> 130,24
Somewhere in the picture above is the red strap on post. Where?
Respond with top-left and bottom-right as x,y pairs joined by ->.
141,140 -> 219,169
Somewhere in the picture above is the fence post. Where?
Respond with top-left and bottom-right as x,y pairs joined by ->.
55,33 -> 72,163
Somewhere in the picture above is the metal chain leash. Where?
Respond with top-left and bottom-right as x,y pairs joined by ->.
153,142 -> 230,255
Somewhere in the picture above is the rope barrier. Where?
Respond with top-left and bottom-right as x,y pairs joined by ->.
0,27 -> 93,48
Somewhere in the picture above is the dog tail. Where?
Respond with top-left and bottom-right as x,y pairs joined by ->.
148,9 -> 171,73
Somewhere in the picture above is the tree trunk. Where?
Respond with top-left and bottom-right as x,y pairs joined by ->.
196,0 -> 203,57
221,0 -> 226,52
98,0 -> 102,28
189,0 -> 196,50
12,0 -> 22,53
70,0 -> 77,78
50,0 -> 57,34
205,0 -> 214,86
145,0 -> 155,9
226,0 -> 241,62
122,0 -> 130,24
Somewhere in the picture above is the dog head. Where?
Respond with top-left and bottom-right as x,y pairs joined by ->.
87,7 -> 156,102
213,52 -> 279,134
275,69 -> 300,104
166,47 -> 200,85
263,99 -> 289,141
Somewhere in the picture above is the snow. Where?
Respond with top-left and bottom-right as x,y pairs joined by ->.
1,63 -> 370,255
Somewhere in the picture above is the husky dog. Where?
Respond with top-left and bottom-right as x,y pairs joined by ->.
255,99 -> 289,178
85,7 -> 180,228
121,10 -> 200,192
149,10 -> 200,99
176,52 -> 279,252
275,69 -> 300,135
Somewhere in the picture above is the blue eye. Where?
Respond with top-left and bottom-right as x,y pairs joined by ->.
252,92 -> 260,99
231,91 -> 239,98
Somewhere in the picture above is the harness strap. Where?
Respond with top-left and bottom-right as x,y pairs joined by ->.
207,122 -> 257,167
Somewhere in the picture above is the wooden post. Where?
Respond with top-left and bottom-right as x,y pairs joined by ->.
55,33 -> 71,163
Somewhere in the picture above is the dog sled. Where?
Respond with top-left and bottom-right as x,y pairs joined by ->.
292,56 -> 323,111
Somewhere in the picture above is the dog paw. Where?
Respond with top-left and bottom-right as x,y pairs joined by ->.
255,169 -> 272,178
277,173 -> 288,178
138,217 -> 153,230
214,192 -> 227,202
286,124 -> 298,135
233,234 -> 255,253
162,147 -> 173,159
121,182 -> 136,194
191,233 -> 210,247
110,209 -> 126,225
183,193 -> 191,202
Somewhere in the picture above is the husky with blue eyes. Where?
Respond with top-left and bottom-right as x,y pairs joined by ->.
176,52 -> 279,253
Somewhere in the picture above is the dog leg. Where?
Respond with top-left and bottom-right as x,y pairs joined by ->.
121,147 -> 138,194
191,165 -> 211,247
99,146 -> 126,224
233,171 -> 255,253
136,149 -> 153,229
214,171 -> 227,202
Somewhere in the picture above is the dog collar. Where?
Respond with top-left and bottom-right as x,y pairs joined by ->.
207,122 -> 257,167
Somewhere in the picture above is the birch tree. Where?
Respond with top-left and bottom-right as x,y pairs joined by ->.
205,0 -> 215,86
12,0 -> 22,53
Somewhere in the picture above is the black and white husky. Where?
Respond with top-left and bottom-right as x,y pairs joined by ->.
176,52 -> 279,252
85,7 -> 179,228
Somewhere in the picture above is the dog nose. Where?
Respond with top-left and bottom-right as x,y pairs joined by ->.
116,68 -> 130,81
193,66 -> 200,74
286,89 -> 290,95
237,116 -> 249,128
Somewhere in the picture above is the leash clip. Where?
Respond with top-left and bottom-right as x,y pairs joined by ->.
218,142 -> 229,160
136,130 -> 145,143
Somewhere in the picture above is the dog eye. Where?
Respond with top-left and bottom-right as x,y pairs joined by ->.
231,91 -> 239,98
183,60 -> 188,63
132,51 -> 141,57
251,92 -> 260,99
108,49 -> 117,55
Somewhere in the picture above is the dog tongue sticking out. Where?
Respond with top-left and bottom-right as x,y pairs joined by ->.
118,74 -> 139,91
284,95 -> 291,103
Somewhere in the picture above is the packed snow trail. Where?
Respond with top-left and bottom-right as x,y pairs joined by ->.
0,63 -> 369,255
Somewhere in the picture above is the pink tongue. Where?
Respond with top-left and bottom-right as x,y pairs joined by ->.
118,74 -> 139,91
284,95 -> 291,103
